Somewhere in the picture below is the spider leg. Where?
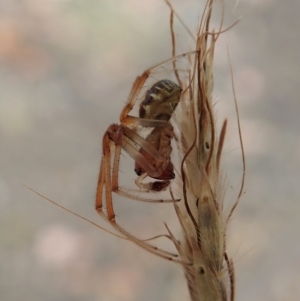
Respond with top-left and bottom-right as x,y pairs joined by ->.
120,71 -> 151,126
123,127 -> 172,176
123,116 -> 169,128
135,172 -> 171,192
95,154 -> 106,215
104,132 -> 117,221
108,217 -> 191,265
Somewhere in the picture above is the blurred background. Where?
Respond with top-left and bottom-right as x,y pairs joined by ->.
1,0 -> 300,300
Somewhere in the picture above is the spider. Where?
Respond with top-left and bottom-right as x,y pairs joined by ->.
133,79 -> 181,192
95,64 -> 187,262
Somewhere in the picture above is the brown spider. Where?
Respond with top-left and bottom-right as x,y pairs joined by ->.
134,79 -> 182,192
95,65 -> 187,262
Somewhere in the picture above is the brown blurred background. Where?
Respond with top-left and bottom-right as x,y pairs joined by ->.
1,0 -> 300,300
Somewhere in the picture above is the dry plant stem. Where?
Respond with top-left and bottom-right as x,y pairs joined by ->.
166,0 -> 245,300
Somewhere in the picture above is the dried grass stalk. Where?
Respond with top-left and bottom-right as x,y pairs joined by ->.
165,0 -> 245,300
